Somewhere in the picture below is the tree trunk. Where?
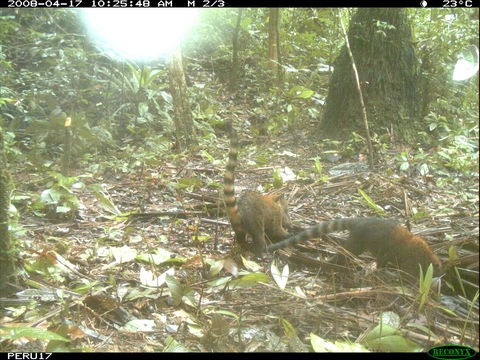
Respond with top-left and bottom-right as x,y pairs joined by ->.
168,46 -> 197,151
229,9 -> 244,92
320,9 -> 419,142
0,128 -> 15,290
268,8 -> 281,87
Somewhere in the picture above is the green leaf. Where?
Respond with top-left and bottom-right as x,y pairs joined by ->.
411,211 -> 429,221
138,102 -> 149,116
280,318 -> 296,337
379,311 -> 400,328
174,177 -> 203,190
40,188 -> 62,205
121,320 -> 156,332
362,324 -> 421,352
314,158 -> 322,175
56,205 -> 71,213
163,336 -> 189,352
93,190 -> 121,215
364,323 -> 397,341
230,272 -> 269,288
288,86 -> 315,99
110,246 -> 138,264
418,263 -> 433,311
191,235 -> 211,242
418,163 -> 429,176
0,327 -> 70,342
272,168 -> 284,188
166,274 -> 183,306
405,323 -> 437,338
181,287 -> 196,308
45,341 -> 71,352
255,155 -> 270,166
212,310 -> 239,319
448,245 -> 458,261
364,334 -> 421,352
201,150 -> 216,163
124,287 -> 157,301
437,306 -> 458,317
311,333 -> 369,352
72,280 -> 99,294
137,248 -> 186,265
139,267 -> 174,287
400,162 -> 410,171
241,256 -> 262,272
208,260 -> 224,277
206,276 -> 231,287
279,317 -> 308,351
357,189 -> 386,216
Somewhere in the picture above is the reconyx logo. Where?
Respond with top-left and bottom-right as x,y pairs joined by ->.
428,345 -> 477,360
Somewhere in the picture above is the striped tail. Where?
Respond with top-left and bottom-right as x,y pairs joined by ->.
267,218 -> 363,251
223,120 -> 243,233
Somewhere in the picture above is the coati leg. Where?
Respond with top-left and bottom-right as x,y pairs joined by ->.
328,229 -> 368,267
240,215 -> 267,255
234,230 -> 248,250
344,227 -> 368,256
252,230 -> 267,255
269,214 -> 290,241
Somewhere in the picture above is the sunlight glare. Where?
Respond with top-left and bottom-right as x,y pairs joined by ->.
452,45 -> 479,81
80,9 -> 199,62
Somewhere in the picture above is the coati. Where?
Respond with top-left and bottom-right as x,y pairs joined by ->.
223,120 -> 294,255
267,217 -> 442,277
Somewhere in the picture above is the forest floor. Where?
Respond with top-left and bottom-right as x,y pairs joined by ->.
3,124 -> 479,352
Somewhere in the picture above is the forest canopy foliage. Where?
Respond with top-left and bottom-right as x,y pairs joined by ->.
0,9 -> 477,164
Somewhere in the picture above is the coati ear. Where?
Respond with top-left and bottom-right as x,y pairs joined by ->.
269,194 -> 284,202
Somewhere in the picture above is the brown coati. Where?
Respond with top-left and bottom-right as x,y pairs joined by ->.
267,217 -> 442,277
223,120 -> 294,255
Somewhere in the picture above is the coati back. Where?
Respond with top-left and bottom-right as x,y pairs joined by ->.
223,120 -> 293,255
267,217 -> 442,277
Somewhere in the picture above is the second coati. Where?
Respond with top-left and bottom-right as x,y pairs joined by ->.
267,217 -> 442,277
223,120 -> 294,255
